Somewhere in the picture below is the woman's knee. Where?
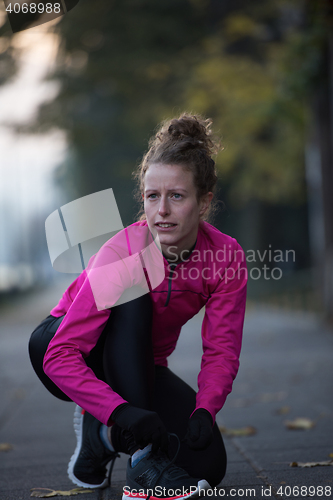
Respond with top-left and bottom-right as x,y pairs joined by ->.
102,293 -> 154,407
29,316 -> 63,371
200,429 -> 227,486
180,426 -> 227,487
29,315 -> 70,402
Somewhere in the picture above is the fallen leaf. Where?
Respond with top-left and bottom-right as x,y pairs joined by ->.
31,490 -> 57,498
290,460 -> 333,468
0,443 -> 13,452
285,418 -> 315,430
30,488 -> 92,498
275,406 -> 290,415
219,425 -> 257,437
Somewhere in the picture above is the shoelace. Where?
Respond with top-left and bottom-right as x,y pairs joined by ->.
107,451 -> 120,484
84,441 -> 119,470
146,433 -> 181,500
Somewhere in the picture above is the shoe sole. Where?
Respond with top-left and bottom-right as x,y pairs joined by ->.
122,479 -> 211,500
67,405 -> 111,489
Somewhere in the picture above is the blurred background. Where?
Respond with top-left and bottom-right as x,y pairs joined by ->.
0,0 -> 332,321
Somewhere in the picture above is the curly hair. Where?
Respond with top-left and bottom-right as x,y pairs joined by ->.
133,112 -> 223,222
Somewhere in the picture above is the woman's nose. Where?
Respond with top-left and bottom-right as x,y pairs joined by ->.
158,196 -> 170,216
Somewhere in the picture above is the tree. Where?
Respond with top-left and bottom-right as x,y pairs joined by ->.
27,0 -> 325,303
283,0 -> 333,321
32,0 -> 307,217
31,0 -> 213,224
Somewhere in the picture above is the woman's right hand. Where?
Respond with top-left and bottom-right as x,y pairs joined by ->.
111,403 -> 168,453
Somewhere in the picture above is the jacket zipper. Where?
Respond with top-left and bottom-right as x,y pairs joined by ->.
162,237 -> 198,307
164,263 -> 177,307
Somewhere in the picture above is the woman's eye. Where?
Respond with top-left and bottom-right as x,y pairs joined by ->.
172,193 -> 182,199
147,193 -> 157,199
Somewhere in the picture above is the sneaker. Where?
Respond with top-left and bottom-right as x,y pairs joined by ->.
68,405 -> 119,489
122,448 -> 210,500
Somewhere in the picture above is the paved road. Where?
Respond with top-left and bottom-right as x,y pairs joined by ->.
0,279 -> 332,500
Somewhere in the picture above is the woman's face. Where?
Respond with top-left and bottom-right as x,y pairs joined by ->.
143,163 -> 213,261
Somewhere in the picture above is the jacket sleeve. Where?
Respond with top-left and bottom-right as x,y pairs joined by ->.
196,239 -> 247,422
43,234 -> 147,426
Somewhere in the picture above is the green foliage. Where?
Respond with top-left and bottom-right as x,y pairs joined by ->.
187,52 -> 306,206
34,0 -> 211,222
281,0 -> 332,95
30,0 -> 327,217
183,1 -> 308,207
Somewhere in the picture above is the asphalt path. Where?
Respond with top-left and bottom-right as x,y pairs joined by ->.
0,278 -> 332,500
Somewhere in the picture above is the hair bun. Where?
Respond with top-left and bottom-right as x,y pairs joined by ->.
161,113 -> 219,155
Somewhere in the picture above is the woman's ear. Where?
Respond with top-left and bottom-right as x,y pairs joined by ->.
199,192 -> 213,216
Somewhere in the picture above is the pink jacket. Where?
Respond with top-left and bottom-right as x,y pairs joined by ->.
44,220 -> 247,425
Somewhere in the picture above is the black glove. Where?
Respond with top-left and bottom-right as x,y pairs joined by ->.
185,408 -> 214,450
111,403 -> 168,453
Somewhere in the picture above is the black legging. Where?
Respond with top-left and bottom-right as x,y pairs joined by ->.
28,294 -> 227,486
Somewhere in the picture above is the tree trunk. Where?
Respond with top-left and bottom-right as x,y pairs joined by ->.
311,34 -> 333,322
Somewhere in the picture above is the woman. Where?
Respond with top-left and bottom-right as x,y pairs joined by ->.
29,113 -> 247,499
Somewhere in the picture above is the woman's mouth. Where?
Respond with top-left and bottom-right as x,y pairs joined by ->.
155,223 -> 177,229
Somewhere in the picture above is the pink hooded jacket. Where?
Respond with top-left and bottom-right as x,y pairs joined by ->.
44,220 -> 247,426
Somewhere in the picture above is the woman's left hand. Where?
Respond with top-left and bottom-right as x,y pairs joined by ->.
185,408 -> 214,450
